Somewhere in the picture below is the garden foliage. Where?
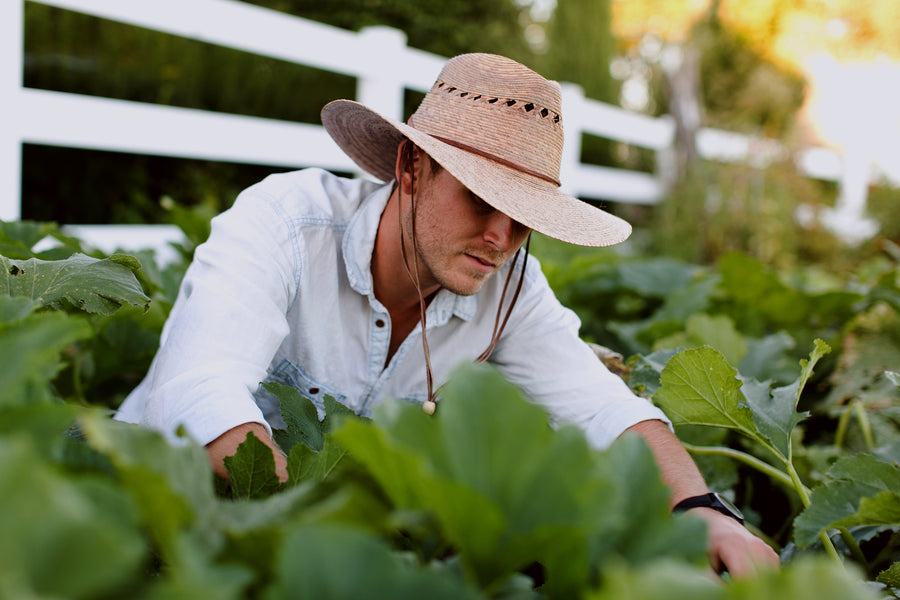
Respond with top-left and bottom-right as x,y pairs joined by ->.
1,216 -> 898,598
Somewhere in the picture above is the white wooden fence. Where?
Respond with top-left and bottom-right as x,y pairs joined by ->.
3,0 -> 885,260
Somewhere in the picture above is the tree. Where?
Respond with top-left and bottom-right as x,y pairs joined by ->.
254,0 -> 535,63
539,0 -> 616,104
688,1 -> 807,138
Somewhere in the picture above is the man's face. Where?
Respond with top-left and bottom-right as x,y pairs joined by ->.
405,161 -> 531,296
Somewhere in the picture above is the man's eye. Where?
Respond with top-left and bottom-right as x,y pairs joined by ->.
471,195 -> 493,213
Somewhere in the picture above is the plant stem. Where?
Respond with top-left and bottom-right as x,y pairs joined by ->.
853,401 -> 875,453
784,460 -> 843,564
682,443 -> 800,492
684,443 -> 845,564
835,402 -> 852,449
835,400 -> 875,453
837,526 -> 870,572
72,347 -> 86,405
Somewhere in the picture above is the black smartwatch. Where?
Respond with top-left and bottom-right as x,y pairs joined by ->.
673,492 -> 744,525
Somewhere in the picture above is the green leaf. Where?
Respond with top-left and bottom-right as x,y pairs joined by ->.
0,403 -> 83,462
140,533 -> 254,600
724,556 -> 880,600
263,524 -> 483,600
0,252 -> 150,314
739,331 -> 797,383
821,305 -> 900,413
0,295 -> 39,322
0,311 -> 92,407
224,431 -> 282,499
286,435 -> 348,484
651,274 -> 719,322
628,348 -> 679,398
653,347 -> 758,436
832,491 -> 900,529
795,339 -> 831,398
618,257 -> 698,297
79,413 -> 222,558
741,341 -> 828,459
0,220 -> 60,258
684,314 -> 747,366
653,314 -> 747,368
266,381 -> 324,452
0,435 -> 147,599
877,561 -> 900,588
593,434 -> 708,566
794,454 -> 900,547
268,391 -> 356,485
717,253 -> 810,329
322,394 -> 358,432
337,363 -> 705,595
589,557 -> 880,600
586,560 -> 723,600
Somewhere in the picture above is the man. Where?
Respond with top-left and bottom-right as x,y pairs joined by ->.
116,53 -> 778,576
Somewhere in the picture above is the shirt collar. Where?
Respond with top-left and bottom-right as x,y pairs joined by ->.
342,181 -> 477,324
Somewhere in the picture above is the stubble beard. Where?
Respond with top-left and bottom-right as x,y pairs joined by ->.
405,209 -> 504,298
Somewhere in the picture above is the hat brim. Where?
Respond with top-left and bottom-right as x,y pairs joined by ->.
321,99 -> 631,247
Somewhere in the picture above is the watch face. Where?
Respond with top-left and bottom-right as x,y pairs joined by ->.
713,493 -> 744,521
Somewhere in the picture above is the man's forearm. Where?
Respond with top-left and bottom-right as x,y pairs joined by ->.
625,418 -> 781,576
206,422 -> 289,482
625,419 -> 708,506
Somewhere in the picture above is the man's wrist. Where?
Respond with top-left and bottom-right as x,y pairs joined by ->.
673,492 -> 744,525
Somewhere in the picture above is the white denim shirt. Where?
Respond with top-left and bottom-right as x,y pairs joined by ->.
115,168 -> 669,449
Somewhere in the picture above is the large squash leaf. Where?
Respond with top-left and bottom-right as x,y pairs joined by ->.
79,413 -> 220,558
587,556 -> 878,600
264,524 -> 483,600
741,340 -> 829,459
0,435 -> 147,599
652,346 -> 758,434
223,431 -> 282,499
794,453 -> 900,547
653,342 -> 827,461
0,253 -> 149,314
0,310 -> 92,407
652,314 -> 748,368
336,362 -> 706,596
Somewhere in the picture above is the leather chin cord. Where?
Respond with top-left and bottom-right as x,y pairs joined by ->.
397,143 -> 532,414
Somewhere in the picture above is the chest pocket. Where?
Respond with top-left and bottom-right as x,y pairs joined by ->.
253,358 -> 349,428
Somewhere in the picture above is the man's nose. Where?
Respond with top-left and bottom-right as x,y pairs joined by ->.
483,211 -> 522,251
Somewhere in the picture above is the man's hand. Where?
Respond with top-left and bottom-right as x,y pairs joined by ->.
206,422 -> 289,483
691,507 -> 780,578
626,420 -> 780,578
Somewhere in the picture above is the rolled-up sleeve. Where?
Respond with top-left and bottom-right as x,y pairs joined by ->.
139,186 -> 299,445
490,259 -> 670,450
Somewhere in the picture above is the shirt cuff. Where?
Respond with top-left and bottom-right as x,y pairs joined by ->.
583,398 -> 672,451
144,388 -> 273,448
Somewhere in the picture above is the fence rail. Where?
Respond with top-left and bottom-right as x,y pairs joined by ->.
4,0 -> 884,258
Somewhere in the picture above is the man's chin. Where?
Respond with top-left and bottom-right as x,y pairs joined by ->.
440,273 -> 491,297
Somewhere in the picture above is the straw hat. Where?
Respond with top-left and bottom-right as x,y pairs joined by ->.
320,53 -> 631,247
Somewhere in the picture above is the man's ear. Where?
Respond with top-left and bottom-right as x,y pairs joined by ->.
394,139 -> 420,196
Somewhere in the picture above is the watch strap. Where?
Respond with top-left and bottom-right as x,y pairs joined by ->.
673,492 -> 744,524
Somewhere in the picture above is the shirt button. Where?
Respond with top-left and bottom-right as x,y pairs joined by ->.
375,319 -> 386,328
309,387 -> 319,395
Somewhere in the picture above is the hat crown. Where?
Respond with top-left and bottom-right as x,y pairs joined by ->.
408,53 -> 564,185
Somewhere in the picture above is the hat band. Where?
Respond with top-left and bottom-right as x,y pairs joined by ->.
430,135 -> 561,187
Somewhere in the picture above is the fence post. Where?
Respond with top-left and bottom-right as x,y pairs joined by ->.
356,26 -> 408,122
559,82 -> 585,197
823,143 -> 879,244
1,0 -> 24,221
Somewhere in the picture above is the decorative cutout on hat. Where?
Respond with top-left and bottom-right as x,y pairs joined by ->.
434,80 -> 561,125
